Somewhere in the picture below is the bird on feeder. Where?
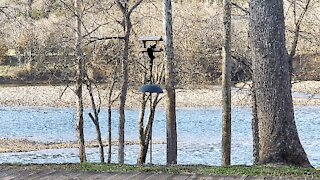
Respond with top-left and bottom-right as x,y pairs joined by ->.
138,36 -> 164,94
147,44 -> 156,60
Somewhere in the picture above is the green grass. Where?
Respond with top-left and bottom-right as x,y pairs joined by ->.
77,164 -> 320,178
3,163 -> 319,179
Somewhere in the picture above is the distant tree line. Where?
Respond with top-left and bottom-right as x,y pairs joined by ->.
0,1 -> 319,84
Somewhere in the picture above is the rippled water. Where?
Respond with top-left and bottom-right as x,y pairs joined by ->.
0,106 -> 319,167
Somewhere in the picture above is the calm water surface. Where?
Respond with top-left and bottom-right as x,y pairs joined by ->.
0,106 -> 319,167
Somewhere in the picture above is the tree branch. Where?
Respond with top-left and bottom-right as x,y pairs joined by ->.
128,0 -> 144,16
84,36 -> 125,46
231,2 -> 249,15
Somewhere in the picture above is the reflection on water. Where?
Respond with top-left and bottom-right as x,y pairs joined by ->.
0,106 -> 319,167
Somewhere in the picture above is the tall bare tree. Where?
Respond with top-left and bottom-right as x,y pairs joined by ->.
221,0 -> 232,167
249,0 -> 312,167
74,0 -> 86,163
116,0 -> 144,164
251,0 -> 312,165
163,0 -> 177,165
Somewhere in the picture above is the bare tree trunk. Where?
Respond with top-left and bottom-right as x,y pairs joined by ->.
118,24 -> 130,164
89,112 -> 104,163
221,0 -> 232,167
86,81 -> 104,163
251,81 -> 259,164
116,0 -> 144,165
107,104 -> 112,163
74,0 -> 86,163
249,0 -> 312,167
163,0 -> 177,165
137,93 -> 147,165
142,95 -> 157,164
107,68 -> 118,164
137,93 -> 160,165
116,1 -> 130,164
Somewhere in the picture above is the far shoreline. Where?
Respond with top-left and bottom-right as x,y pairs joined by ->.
0,81 -> 320,109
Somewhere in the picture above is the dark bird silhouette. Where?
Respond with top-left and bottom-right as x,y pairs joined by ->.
147,44 -> 156,60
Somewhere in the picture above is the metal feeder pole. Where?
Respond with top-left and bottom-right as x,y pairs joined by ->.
149,92 -> 153,164
148,45 -> 154,165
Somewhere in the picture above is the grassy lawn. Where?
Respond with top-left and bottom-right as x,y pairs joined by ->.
1,163 -> 319,179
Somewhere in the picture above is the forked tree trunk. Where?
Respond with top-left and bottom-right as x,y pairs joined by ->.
74,0 -> 86,163
137,93 -> 160,165
87,81 -> 104,163
163,0 -> 177,165
116,0 -> 144,164
221,0 -> 232,167
249,0 -> 311,167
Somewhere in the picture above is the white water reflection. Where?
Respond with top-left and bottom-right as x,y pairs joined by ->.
0,106 -> 319,167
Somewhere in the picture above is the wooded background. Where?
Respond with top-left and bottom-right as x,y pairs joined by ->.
0,0 -> 319,86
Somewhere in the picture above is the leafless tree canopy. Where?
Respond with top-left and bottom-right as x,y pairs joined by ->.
0,1 -> 318,85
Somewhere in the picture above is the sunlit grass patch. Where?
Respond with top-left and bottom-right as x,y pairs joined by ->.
1,163 -> 319,178
78,163 -> 320,178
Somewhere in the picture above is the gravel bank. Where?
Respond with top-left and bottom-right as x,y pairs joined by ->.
0,81 -> 319,108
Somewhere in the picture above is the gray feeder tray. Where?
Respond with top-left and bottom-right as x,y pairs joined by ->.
139,84 -> 163,93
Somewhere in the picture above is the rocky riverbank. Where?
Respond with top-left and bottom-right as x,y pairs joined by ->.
0,139 -> 166,153
0,81 -> 319,109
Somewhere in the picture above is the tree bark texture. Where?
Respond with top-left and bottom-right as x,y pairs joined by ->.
249,0 -> 311,167
74,0 -> 86,163
137,93 -> 147,165
251,82 -> 259,164
221,0 -> 232,167
163,0 -> 177,165
118,21 -> 130,164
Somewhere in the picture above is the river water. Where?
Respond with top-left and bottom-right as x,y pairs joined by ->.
0,106 -> 319,167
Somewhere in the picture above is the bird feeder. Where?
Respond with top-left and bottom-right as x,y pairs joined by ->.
138,36 -> 164,94
139,84 -> 163,93
138,36 -> 163,53
138,36 -> 165,165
